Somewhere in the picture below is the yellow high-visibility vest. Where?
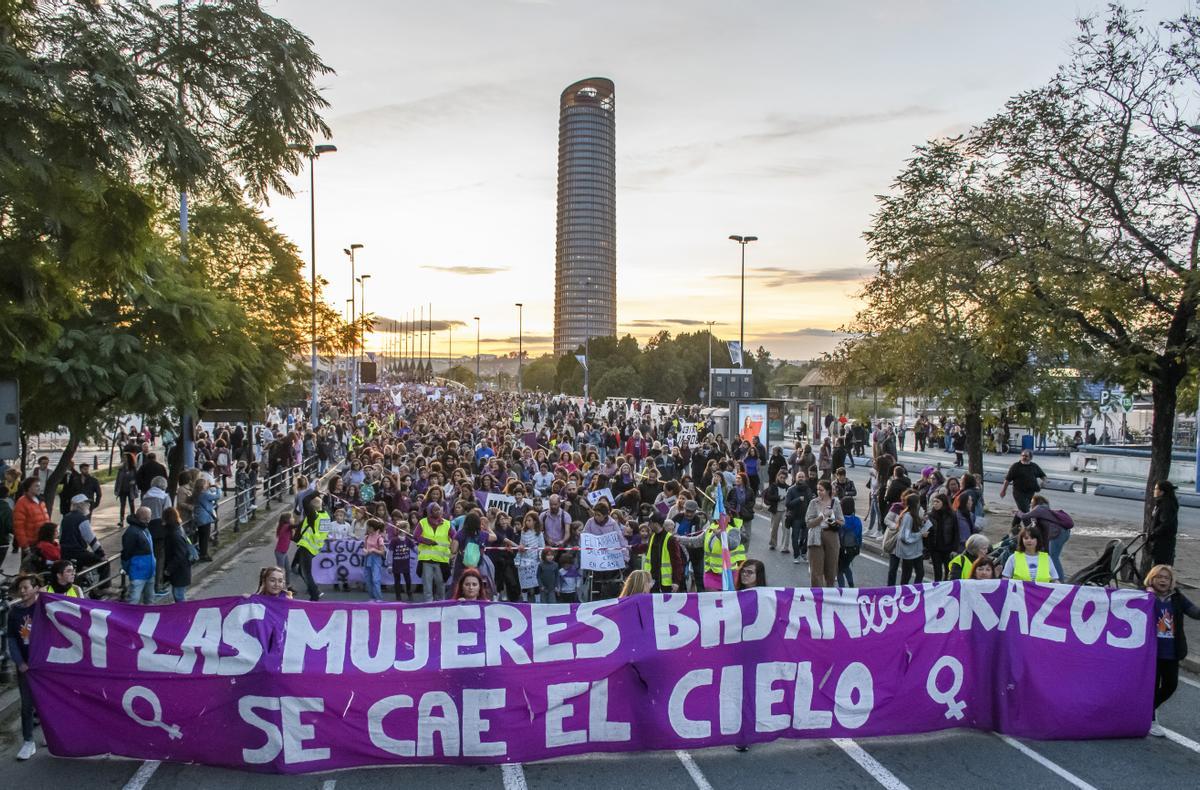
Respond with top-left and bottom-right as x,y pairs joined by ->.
703,524 -> 746,574
416,518 -> 451,564
297,511 -> 330,555
642,532 -> 674,587
1010,552 -> 1052,582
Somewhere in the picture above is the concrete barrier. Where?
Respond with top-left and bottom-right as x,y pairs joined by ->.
1093,484 -> 1145,501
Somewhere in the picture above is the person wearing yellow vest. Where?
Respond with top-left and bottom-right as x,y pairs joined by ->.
295,494 -> 331,601
46,560 -> 83,597
416,502 -> 452,601
1002,527 -> 1059,583
642,516 -> 684,592
679,517 -> 744,592
947,534 -> 992,580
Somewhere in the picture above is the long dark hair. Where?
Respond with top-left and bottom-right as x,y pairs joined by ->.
903,493 -> 922,527
1155,480 -> 1178,507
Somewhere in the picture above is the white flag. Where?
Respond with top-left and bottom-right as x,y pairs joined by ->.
727,341 -> 743,366
575,354 -> 588,371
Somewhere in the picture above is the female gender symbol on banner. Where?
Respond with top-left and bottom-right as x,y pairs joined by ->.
122,686 -> 183,740
926,656 -> 966,720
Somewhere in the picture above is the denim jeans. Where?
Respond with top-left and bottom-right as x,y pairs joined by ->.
365,553 -> 383,601
172,586 -> 187,603
1048,529 -> 1070,580
129,577 -> 154,604
837,550 -> 856,587
791,522 -> 808,559
274,550 -> 290,583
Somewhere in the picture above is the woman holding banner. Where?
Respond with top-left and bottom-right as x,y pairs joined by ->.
1146,564 -> 1200,737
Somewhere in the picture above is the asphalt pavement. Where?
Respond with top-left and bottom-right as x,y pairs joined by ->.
4,509 -> 1200,789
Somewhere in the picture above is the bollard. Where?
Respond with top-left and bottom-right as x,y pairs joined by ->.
1081,476 -> 1088,494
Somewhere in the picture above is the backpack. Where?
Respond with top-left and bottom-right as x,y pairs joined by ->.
839,524 -> 860,555
463,541 -> 482,568
1053,509 -> 1074,530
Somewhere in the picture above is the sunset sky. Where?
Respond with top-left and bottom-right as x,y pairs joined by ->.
259,0 -> 1185,361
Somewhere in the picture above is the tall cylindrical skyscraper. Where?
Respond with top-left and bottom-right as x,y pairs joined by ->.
554,77 -> 616,357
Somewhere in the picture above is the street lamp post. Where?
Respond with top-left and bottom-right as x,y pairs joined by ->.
584,278 -> 591,402
287,142 -> 337,427
360,274 -> 372,389
706,320 -> 715,407
515,302 -> 524,394
473,316 -> 481,387
344,243 -> 363,412
728,235 -> 758,367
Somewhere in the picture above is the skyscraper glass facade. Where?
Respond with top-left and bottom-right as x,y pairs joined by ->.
554,78 -> 616,357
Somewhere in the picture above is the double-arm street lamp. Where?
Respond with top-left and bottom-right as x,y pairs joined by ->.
728,234 -> 758,367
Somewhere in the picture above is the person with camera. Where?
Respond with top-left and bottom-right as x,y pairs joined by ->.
804,479 -> 844,587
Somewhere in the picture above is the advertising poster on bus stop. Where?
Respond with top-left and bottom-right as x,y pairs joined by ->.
737,402 -> 767,447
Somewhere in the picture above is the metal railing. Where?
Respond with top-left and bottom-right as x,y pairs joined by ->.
73,453 -> 326,599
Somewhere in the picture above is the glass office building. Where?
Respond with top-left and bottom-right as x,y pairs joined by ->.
553,77 -> 616,357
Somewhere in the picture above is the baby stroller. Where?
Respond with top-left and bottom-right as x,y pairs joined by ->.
1067,533 -> 1147,588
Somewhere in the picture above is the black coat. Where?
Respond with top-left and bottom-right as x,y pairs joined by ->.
1163,591 -> 1200,660
163,525 -> 193,587
1150,496 -> 1180,565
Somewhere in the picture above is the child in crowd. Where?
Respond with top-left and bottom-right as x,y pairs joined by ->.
362,518 -> 387,602
537,548 -> 559,603
557,552 -> 581,603
388,509 -> 416,601
328,507 -> 354,539
837,497 -> 863,587
275,513 -> 293,583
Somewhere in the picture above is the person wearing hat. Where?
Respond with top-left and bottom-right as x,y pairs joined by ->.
670,498 -> 708,591
642,514 -> 685,592
59,493 -> 110,591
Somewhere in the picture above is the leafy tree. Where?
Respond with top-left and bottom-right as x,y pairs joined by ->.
837,137 -> 1080,475
0,0 -> 333,490
522,355 -> 558,393
964,6 -> 1198,526
593,366 -> 642,402
444,365 -> 476,388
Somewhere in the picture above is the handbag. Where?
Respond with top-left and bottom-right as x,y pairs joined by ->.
185,535 -> 200,564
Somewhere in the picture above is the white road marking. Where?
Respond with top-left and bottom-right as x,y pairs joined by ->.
832,738 -> 910,790
501,763 -> 528,790
1178,674 -> 1200,691
857,552 -> 891,568
122,761 -> 161,790
320,781 -> 337,790
997,735 -> 1098,790
1162,726 -> 1200,755
676,749 -> 715,790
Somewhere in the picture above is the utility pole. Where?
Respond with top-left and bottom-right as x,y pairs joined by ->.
515,302 -> 524,394
706,321 -> 715,407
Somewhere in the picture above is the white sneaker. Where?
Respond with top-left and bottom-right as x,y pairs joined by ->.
793,557 -> 802,564
1149,722 -> 1166,737
16,741 -> 35,760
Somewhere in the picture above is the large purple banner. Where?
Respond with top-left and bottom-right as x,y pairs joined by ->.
28,581 -> 1153,773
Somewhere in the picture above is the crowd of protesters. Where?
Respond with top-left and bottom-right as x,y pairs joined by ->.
3,380 -> 1195,760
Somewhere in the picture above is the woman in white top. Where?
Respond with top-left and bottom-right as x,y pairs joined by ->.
1002,527 -> 1060,583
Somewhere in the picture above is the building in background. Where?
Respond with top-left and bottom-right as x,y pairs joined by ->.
553,77 -> 616,356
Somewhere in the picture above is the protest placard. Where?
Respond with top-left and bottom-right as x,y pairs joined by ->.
485,493 -> 517,515
580,530 -> 625,571
586,488 -> 615,507
678,421 -> 697,444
